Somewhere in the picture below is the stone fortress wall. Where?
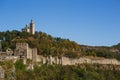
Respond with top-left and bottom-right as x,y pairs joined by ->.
16,42 -> 120,66
14,42 -> 120,66
36,55 -> 120,65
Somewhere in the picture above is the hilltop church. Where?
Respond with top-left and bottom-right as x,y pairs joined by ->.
22,20 -> 35,35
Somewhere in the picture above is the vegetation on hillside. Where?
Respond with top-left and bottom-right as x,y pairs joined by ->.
0,60 -> 16,80
1,60 -> 120,80
15,62 -> 120,80
0,30 -> 120,60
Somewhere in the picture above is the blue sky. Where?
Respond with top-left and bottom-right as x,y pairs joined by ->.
0,0 -> 120,46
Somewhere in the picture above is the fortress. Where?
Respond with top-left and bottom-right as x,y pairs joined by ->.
22,20 -> 35,35
1,20 -> 120,69
1,20 -> 120,79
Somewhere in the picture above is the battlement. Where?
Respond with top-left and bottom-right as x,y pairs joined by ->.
16,43 -> 28,50
16,43 -> 28,46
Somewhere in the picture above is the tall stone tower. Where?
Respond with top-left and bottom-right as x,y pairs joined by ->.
30,20 -> 35,35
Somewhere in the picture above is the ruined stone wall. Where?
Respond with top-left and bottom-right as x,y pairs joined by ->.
32,48 -> 37,63
27,48 -> 32,59
36,55 -> 120,65
62,57 -> 120,65
26,45 -> 37,63
16,43 -> 120,65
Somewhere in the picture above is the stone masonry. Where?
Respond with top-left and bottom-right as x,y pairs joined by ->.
14,43 -> 37,63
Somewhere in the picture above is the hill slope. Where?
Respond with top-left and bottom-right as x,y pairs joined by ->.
0,30 -> 120,60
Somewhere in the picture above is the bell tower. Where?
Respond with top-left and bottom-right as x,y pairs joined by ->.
30,20 -> 35,35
